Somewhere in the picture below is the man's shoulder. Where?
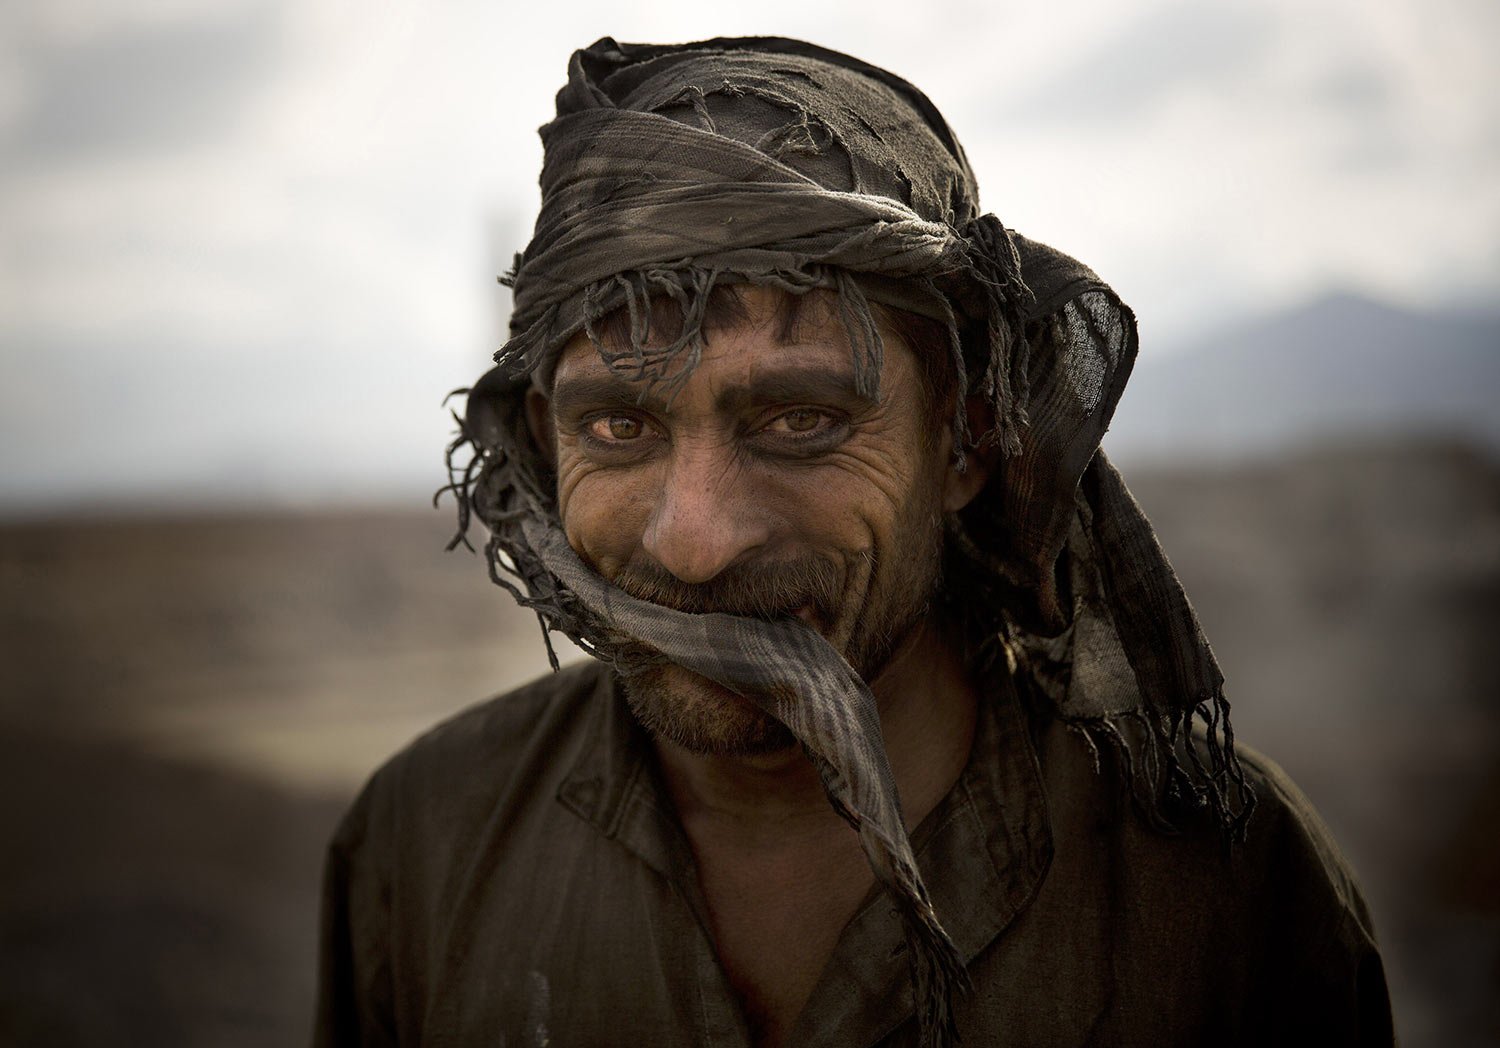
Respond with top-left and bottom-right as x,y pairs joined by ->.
1229,741 -> 1377,935
392,658 -> 611,777
1031,714 -> 1390,1027
1130,733 -> 1378,948
1232,744 -> 1342,854
1036,711 -> 1377,939
334,659 -> 614,848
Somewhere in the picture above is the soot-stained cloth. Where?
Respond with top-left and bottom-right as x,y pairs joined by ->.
314,660 -> 1394,1047
439,36 -> 1262,1046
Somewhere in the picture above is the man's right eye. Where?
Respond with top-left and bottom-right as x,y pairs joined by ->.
588,415 -> 645,441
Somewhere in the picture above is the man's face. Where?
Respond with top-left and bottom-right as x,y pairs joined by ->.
533,286 -> 971,756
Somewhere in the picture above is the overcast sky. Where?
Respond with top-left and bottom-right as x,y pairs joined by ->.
2,0 -> 1496,510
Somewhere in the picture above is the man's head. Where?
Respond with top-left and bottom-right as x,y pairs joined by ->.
452,32 -> 1150,742
466,35 -> 1044,626
526,283 -> 989,755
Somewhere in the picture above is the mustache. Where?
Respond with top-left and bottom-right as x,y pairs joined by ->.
611,555 -> 843,622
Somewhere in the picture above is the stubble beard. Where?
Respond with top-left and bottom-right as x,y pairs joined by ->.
615,482 -> 947,758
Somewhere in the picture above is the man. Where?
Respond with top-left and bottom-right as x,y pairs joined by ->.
316,37 -> 1393,1047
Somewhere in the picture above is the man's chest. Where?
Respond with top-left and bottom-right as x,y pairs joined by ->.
404,833 -> 1176,1048
416,838 -> 728,1046
692,840 -> 879,1047
404,804 -> 921,1048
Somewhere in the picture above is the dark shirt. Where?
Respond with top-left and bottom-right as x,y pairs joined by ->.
314,660 -> 1393,1046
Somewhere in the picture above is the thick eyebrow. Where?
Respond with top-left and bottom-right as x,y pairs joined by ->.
714,367 -> 872,413
549,375 -> 654,419
550,365 -> 874,419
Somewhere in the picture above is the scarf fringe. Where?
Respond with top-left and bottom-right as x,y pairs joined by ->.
1059,691 -> 1257,845
963,214 -> 1033,458
490,264 -> 912,402
485,221 -> 1036,478
897,879 -> 970,1048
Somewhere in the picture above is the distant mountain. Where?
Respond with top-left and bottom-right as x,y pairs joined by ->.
1104,293 -> 1500,463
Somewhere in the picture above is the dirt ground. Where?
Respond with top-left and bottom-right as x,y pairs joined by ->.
1,439 -> 1496,1046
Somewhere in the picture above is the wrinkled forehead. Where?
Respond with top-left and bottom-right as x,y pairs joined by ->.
540,283 -> 914,396
546,286 -> 924,422
584,49 -> 971,222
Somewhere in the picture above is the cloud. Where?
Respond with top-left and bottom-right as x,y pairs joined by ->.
1,1 -> 286,165
1309,62 -> 1395,118
1000,1 -> 1279,124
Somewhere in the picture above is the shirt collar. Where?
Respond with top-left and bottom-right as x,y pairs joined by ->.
556,670 -> 697,881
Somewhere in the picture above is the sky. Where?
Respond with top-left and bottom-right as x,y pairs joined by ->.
1,0 -> 1496,511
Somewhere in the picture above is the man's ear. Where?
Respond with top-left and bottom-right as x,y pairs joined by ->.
941,393 -> 1002,513
524,386 -> 557,467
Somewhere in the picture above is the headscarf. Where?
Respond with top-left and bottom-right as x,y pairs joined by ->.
444,36 -> 1254,1048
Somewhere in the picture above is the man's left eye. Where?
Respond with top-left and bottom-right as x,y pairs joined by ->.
766,409 -> 830,434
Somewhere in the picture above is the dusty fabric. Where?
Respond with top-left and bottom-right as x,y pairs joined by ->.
443,36 -> 1254,1042
489,38 -> 1029,450
314,661 -> 1394,1047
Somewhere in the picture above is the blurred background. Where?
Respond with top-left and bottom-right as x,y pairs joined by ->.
1,0 -> 1496,1044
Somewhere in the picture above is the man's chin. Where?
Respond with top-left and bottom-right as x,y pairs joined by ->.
620,663 -> 798,757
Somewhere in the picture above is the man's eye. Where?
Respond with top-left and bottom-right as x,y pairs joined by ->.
753,408 -> 848,457
589,415 -> 645,441
767,409 -> 830,434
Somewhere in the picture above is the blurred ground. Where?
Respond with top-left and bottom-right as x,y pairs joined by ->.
1,439 -> 1497,1046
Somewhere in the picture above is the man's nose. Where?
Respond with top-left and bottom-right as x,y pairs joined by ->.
641,445 -> 771,584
